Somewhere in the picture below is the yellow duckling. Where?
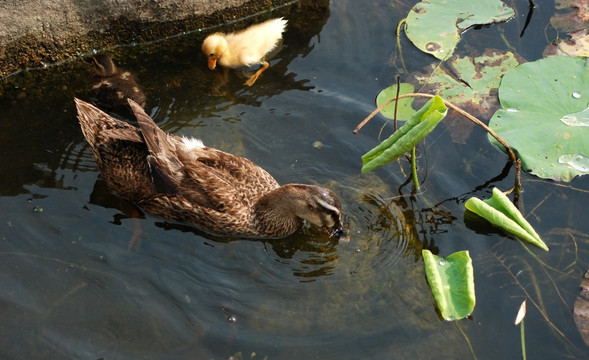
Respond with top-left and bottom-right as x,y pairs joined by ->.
75,97 -> 346,239
202,18 -> 287,86
86,53 -> 146,109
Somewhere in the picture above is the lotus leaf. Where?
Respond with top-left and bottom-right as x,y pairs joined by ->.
488,56 -> 589,181
422,249 -> 475,321
376,83 -> 416,121
405,0 -> 515,60
543,29 -> 589,58
409,50 -> 522,119
361,95 -> 447,173
465,188 -> 549,251
550,0 -> 589,33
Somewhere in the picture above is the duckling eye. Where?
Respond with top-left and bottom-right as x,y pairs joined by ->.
209,53 -> 214,57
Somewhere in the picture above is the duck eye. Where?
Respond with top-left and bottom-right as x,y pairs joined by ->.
209,53 -> 214,57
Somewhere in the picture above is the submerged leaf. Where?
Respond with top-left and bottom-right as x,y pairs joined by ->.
422,249 -> 475,321
361,95 -> 447,173
544,29 -> 589,58
376,83 -> 416,121
465,188 -> 549,251
488,56 -> 589,181
409,50 -> 523,119
550,0 -> 589,33
405,0 -> 515,60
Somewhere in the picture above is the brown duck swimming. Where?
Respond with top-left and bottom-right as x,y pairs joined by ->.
86,53 -> 146,109
75,98 -> 345,239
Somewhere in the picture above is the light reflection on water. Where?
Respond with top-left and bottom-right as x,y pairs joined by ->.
2,0 -> 589,359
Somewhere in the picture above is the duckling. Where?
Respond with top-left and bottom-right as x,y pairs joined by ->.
86,53 -> 146,109
202,17 -> 287,86
75,97 -> 345,239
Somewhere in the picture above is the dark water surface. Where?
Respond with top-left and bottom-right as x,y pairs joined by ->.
2,0 -> 589,359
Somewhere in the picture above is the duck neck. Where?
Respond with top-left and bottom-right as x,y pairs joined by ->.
251,186 -> 304,238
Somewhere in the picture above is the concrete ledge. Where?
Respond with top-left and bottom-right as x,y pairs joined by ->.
0,0 -> 296,77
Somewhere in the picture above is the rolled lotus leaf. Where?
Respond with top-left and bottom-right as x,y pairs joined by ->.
465,188 -> 548,251
361,95 -> 447,173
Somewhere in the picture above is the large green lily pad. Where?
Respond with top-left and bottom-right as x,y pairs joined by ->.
409,49 -> 523,119
422,249 -> 475,321
405,0 -> 515,60
489,56 -> 589,181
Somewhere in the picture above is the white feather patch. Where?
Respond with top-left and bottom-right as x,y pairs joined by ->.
316,198 -> 340,215
181,136 -> 205,150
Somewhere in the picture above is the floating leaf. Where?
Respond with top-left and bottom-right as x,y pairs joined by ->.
405,0 -> 515,60
361,95 -> 447,173
465,188 -> 549,251
550,0 -> 589,33
544,29 -> 589,58
422,249 -> 475,321
376,83 -> 416,121
488,56 -> 589,181
409,49 -> 523,119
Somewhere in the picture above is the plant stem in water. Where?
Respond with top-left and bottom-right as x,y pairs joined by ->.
521,319 -> 527,360
411,146 -> 419,190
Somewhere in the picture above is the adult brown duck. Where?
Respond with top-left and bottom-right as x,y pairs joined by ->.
75,98 -> 345,239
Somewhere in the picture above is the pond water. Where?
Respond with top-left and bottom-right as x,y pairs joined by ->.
2,0 -> 589,359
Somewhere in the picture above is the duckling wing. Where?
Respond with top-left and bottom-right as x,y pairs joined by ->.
226,18 -> 287,66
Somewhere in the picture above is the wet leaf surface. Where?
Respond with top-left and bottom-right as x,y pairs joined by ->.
465,188 -> 548,251
405,0 -> 515,60
408,49 -> 523,119
489,56 -> 589,181
422,249 -> 475,321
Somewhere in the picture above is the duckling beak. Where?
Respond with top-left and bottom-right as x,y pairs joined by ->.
207,58 -> 217,70
329,224 -> 349,242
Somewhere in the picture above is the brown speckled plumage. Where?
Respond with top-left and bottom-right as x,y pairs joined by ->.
75,98 -> 345,239
86,53 -> 146,109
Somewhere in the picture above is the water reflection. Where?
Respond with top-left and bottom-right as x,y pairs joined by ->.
153,221 -> 341,280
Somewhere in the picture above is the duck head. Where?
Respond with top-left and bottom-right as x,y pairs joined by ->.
201,34 -> 228,70
290,185 -> 346,239
85,53 -> 117,77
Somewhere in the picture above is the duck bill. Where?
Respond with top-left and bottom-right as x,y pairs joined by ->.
328,223 -> 349,242
207,58 -> 217,70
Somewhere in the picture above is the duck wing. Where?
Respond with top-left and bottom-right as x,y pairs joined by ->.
75,98 -> 155,201
226,18 -> 287,66
178,146 -> 279,212
76,97 -> 143,145
128,99 -> 279,215
128,99 -> 183,194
